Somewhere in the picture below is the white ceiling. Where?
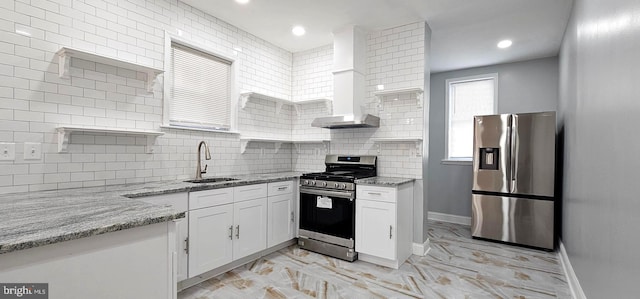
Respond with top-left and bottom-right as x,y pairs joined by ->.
180,0 -> 573,72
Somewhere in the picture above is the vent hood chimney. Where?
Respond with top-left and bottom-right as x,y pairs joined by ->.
311,25 -> 380,129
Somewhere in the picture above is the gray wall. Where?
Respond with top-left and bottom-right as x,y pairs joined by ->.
559,0 -> 640,297
428,57 -> 559,217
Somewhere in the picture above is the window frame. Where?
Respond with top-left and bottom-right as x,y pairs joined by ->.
163,32 -> 239,133
443,73 -> 499,163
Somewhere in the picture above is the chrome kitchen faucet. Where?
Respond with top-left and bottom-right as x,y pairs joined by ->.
196,141 -> 211,180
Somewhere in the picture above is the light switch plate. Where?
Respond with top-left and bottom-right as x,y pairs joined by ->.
24,142 -> 42,160
0,143 -> 16,161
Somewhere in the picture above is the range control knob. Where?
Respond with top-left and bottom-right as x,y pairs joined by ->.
310,181 -> 316,186
334,183 -> 339,188
321,181 -> 327,187
341,183 -> 347,189
303,180 -> 309,185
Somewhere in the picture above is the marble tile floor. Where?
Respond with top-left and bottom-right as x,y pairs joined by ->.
178,221 -> 571,298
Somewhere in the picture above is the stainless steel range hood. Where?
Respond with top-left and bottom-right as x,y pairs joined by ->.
311,114 -> 380,129
312,25 -> 379,129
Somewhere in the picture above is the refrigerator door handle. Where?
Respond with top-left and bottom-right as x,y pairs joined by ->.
510,114 -> 518,193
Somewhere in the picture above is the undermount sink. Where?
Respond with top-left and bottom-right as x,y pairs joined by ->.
184,177 -> 239,184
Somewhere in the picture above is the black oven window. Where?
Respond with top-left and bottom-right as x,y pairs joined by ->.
299,193 -> 355,240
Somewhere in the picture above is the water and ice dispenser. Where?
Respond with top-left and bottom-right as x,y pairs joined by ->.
479,148 -> 499,170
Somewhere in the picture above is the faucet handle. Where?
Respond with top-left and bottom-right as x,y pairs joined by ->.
201,164 -> 207,174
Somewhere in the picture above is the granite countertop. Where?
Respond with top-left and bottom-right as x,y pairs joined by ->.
0,172 -> 301,255
355,176 -> 416,186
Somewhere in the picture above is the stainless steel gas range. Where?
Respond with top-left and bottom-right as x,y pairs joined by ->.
298,155 -> 377,261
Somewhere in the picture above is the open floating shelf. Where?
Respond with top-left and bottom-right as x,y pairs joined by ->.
56,47 -> 164,92
239,92 -> 332,115
56,126 -> 164,154
373,87 -> 424,110
291,139 -> 330,154
371,137 -> 423,156
292,98 -> 332,114
239,136 -> 329,153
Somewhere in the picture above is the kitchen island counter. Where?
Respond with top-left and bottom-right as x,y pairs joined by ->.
0,172 -> 301,254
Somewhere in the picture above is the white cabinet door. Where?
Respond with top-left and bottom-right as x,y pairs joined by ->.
355,200 -> 396,260
176,214 -> 189,282
233,197 -> 267,260
137,192 -> 188,283
188,205 -> 233,277
267,194 -> 294,247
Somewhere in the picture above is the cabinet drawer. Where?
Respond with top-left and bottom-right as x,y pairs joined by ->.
268,180 -> 293,196
138,192 -> 188,212
357,185 -> 396,203
189,188 -> 234,210
234,183 -> 268,202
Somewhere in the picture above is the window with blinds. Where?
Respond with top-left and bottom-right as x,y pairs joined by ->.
446,74 -> 497,160
169,43 -> 232,130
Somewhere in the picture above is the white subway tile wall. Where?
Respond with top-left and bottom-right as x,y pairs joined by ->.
0,0 -> 293,194
0,0 -> 424,194
292,44 -> 333,102
238,97 -> 292,140
292,23 -> 424,177
362,22 -> 424,178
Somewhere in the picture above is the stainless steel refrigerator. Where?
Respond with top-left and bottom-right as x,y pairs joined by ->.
471,111 -> 556,250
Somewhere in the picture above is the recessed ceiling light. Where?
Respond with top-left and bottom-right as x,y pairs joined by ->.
235,0 -> 250,4
292,26 -> 306,36
497,39 -> 513,49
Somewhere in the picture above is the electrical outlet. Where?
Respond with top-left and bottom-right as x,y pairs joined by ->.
24,142 -> 42,160
0,143 -> 15,161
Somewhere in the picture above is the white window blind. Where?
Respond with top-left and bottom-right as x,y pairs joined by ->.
170,43 -> 231,130
447,76 -> 497,159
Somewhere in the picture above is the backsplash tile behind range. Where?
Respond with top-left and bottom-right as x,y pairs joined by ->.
291,23 -> 425,178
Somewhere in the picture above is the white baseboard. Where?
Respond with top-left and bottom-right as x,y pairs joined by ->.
412,238 -> 430,256
428,211 -> 471,226
558,240 -> 586,299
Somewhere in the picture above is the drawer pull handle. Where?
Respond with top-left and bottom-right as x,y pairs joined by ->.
228,225 -> 233,240
278,186 -> 288,191
236,225 -> 240,239
368,192 -> 382,195
389,225 -> 393,239
291,211 -> 294,223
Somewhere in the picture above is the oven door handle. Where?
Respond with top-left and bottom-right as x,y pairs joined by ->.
300,187 -> 354,199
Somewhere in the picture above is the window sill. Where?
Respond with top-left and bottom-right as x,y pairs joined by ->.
160,125 -> 240,135
441,159 -> 472,166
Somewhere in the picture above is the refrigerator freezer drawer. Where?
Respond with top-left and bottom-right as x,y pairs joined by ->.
471,194 -> 554,250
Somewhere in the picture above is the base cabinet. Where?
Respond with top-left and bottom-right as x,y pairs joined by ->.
141,179 -> 296,284
187,184 -> 270,278
356,200 -> 396,260
267,194 -> 294,247
355,182 -> 413,269
138,193 -> 189,282
188,205 -> 234,277
233,197 -> 268,259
